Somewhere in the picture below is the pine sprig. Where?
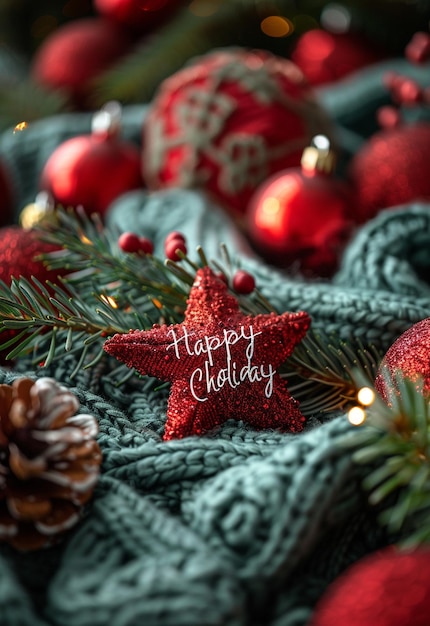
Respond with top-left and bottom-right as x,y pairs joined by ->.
282,331 -> 383,415
342,371 -> 430,549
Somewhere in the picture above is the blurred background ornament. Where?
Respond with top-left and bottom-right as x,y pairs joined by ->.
375,317 -> 430,404
39,101 -> 143,217
31,17 -> 133,109
348,122 -> 430,223
93,0 -> 181,34
246,135 -> 354,277
142,47 -> 333,217
310,546 -> 430,626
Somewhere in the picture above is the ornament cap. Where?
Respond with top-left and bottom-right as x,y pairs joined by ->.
91,101 -> 122,138
301,135 -> 336,175
20,191 -> 56,229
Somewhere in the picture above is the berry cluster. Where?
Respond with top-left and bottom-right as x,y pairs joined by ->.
378,31 -> 430,129
118,231 -> 256,294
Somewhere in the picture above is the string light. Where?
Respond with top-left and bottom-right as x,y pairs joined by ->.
13,122 -> 28,134
347,385 -> 376,426
100,294 -> 118,309
348,405 -> 367,426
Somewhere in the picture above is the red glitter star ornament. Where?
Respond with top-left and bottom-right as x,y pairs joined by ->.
104,267 -> 311,440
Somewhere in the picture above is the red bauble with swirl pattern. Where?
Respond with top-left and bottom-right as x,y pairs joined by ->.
142,48 -> 332,217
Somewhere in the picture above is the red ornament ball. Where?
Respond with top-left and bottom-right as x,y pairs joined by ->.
375,317 -> 430,404
94,0 -> 176,33
310,547 -> 430,626
31,18 -> 133,109
0,226 -> 63,286
39,105 -> 143,218
349,123 -> 430,223
232,270 -> 255,295
291,30 -> 383,86
246,141 -> 353,277
142,48 -> 331,216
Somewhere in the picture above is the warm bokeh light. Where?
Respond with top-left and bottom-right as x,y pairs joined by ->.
13,122 -> 28,133
348,406 -> 367,426
357,386 -> 375,407
261,16 -> 293,38
100,294 -> 118,309
188,0 -> 221,17
80,233 -> 92,245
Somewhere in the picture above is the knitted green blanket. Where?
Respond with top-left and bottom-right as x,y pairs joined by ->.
0,59 -> 429,626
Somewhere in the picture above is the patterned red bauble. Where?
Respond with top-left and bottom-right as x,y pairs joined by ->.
94,0 -> 177,33
246,137 -> 353,277
375,317 -> 430,404
104,266 -> 310,440
349,123 -> 430,223
39,103 -> 143,218
310,547 -> 430,626
142,48 -> 332,217
31,18 -> 133,109
291,30 -> 383,86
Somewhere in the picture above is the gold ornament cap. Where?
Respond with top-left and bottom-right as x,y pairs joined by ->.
19,192 -> 55,229
301,135 -> 336,174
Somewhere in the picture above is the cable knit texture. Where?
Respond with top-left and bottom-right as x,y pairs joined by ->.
0,60 -> 430,625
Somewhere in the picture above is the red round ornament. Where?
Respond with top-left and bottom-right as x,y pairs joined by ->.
375,317 -> 430,404
246,136 -> 354,277
0,226 -> 66,363
310,547 -> 430,626
142,48 -> 332,217
39,102 -> 143,218
291,29 -> 383,86
94,0 -> 176,33
349,123 -> 430,223
31,18 -> 133,109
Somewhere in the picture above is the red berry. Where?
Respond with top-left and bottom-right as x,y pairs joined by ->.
397,78 -> 422,105
165,230 -> 186,244
165,238 -> 187,261
138,236 -> 154,255
215,271 -> 228,285
377,105 -> 402,130
118,231 -> 141,253
232,270 -> 255,294
405,32 -> 430,64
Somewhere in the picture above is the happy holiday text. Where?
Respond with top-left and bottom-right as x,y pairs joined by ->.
166,325 -> 275,402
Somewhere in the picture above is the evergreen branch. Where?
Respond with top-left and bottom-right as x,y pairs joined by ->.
341,371 -> 430,549
282,330 -> 383,414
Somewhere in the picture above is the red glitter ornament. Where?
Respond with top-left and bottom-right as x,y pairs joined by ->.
39,102 -> 143,218
310,547 -> 430,626
246,136 -> 353,277
104,266 -> 310,440
0,226 -> 63,287
31,18 -> 133,109
375,318 -> 430,404
0,226 -> 66,363
349,123 -> 430,223
142,48 -> 332,216
291,30 -> 383,86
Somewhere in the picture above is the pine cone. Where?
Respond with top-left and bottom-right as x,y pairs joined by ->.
0,377 -> 101,551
